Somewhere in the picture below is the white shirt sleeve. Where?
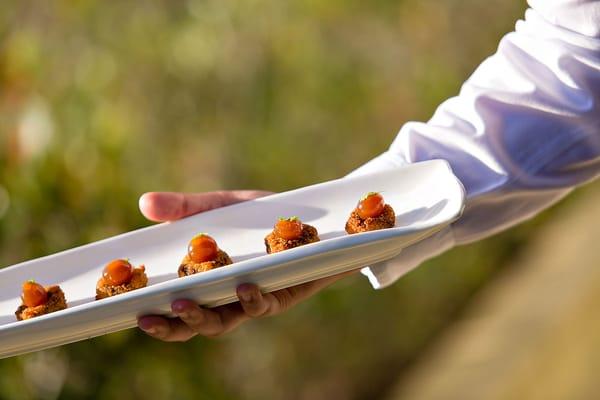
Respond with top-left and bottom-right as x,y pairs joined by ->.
349,1 -> 600,289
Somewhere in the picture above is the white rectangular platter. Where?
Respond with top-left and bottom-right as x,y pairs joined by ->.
0,160 -> 464,359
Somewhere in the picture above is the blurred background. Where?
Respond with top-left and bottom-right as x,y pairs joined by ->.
1,1 -> 598,399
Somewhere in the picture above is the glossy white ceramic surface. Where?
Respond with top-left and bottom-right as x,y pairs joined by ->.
0,160 -> 464,359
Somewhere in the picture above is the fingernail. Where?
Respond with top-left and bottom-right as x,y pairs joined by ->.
241,292 -> 252,302
238,290 -> 252,303
172,300 -> 191,313
237,284 -> 255,302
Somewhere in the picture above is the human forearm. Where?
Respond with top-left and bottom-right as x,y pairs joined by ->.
351,1 -> 600,288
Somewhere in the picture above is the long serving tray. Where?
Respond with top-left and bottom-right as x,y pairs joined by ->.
0,160 -> 465,359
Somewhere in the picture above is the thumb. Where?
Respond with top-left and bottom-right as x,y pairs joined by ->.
139,190 -> 272,222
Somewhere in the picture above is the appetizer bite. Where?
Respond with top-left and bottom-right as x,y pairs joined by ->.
264,216 -> 320,254
345,192 -> 395,234
96,259 -> 148,300
178,233 -> 232,277
15,280 -> 67,321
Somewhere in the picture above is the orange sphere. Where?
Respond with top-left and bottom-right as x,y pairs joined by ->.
188,234 -> 219,263
274,217 -> 303,240
103,259 -> 133,286
357,192 -> 385,219
21,280 -> 48,308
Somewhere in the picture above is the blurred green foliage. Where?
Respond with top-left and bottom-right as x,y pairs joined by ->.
0,1 -> 574,399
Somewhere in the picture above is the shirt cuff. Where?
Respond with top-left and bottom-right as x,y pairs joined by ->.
361,226 -> 456,289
